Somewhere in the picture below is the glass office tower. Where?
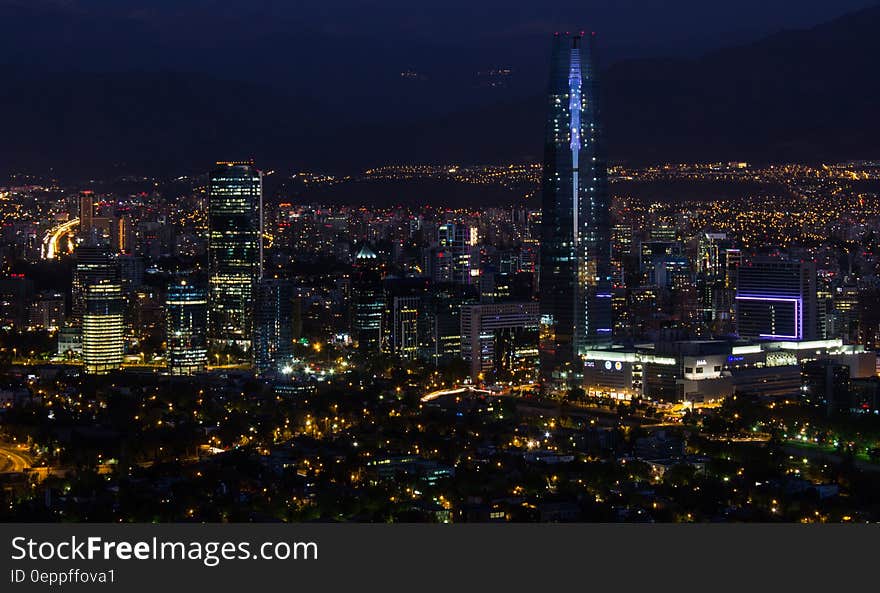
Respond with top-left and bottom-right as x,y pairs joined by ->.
254,278 -> 294,374
82,280 -> 125,374
71,241 -> 119,325
352,245 -> 384,351
539,32 -> 612,383
437,223 -> 478,285
736,257 -> 818,341
208,161 -> 263,351
166,279 -> 208,375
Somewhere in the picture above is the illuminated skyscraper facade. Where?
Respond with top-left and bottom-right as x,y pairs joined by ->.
437,223 -> 478,285
208,161 -> 263,350
254,278 -> 294,374
72,241 -> 119,325
82,281 -> 124,374
539,32 -> 612,382
392,295 -> 421,360
166,279 -> 208,375
352,245 -> 384,351
736,257 -> 818,341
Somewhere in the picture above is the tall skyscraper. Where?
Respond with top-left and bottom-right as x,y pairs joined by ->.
254,278 -> 294,374
427,283 -> 478,366
77,191 -> 128,251
610,223 -> 633,287
392,295 -> 421,360
72,241 -> 119,325
29,291 -> 65,331
437,223 -> 478,285
352,245 -> 384,351
208,161 -> 263,351
539,32 -> 612,383
736,257 -> 818,341
82,280 -> 124,374
696,232 -> 739,332
166,279 -> 208,376
0,275 -> 33,331
79,191 -> 95,238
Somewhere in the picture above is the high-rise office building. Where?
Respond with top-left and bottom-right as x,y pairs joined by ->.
653,256 -> 692,290
392,295 -> 422,360
352,245 -> 384,351
736,257 -> 818,341
77,191 -> 129,252
382,277 -> 430,358
697,233 -> 732,277
437,223 -> 478,285
79,191 -> 95,238
254,278 -> 294,374
830,285 -> 859,342
539,32 -> 612,382
82,281 -> 124,374
0,275 -> 33,331
427,283 -> 478,366
610,223 -> 633,287
802,359 -> 851,415
72,241 -> 119,325
462,301 -> 540,382
29,291 -> 65,331
119,254 -> 145,290
166,279 -> 208,376
110,214 -> 133,254
640,241 -> 681,276
208,161 -> 263,350
696,233 -> 739,330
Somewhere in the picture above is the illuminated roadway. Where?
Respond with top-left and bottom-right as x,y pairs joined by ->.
420,385 -> 677,428
42,218 -> 79,259
421,386 -> 495,403
0,444 -> 32,474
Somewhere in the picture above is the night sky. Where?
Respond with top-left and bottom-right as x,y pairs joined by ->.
3,0 -> 876,61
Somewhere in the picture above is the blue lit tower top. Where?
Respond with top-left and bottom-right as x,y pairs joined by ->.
539,32 -> 612,380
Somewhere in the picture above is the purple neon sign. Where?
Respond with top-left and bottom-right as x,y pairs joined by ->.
735,294 -> 802,340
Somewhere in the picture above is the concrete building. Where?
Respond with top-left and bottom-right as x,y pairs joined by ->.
461,301 -> 539,382
583,338 -> 874,404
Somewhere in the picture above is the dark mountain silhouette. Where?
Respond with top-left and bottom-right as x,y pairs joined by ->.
0,4 -> 878,178
391,4 -> 880,166
0,68 -> 330,176
601,4 -> 880,163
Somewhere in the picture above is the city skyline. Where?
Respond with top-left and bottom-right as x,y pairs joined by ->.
1,18 -> 880,529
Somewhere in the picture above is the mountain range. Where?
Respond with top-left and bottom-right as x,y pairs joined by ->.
0,3 -> 878,178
